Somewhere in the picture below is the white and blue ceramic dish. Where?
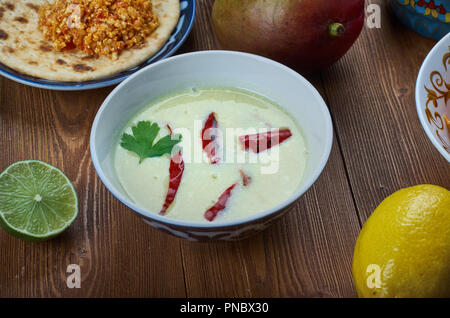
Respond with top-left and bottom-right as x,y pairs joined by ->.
90,51 -> 333,241
0,0 -> 195,91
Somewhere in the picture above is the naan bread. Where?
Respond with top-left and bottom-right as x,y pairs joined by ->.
0,0 -> 180,81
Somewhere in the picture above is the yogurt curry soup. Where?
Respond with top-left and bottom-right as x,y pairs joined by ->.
114,87 -> 308,222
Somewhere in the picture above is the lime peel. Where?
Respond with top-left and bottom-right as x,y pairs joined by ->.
0,160 -> 78,242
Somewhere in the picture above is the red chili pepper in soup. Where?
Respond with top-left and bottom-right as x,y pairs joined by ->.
160,151 -> 184,215
239,129 -> 292,153
204,183 -> 238,222
239,169 -> 252,187
201,112 -> 221,164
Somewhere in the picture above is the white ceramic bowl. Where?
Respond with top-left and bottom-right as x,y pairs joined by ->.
416,32 -> 450,162
90,51 -> 333,241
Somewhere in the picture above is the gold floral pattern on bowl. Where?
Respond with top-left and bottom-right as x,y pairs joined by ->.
416,32 -> 450,162
424,48 -> 450,153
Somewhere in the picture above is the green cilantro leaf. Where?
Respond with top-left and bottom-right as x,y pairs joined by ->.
120,121 -> 182,163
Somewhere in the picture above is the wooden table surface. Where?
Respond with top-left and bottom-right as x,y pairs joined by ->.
0,0 -> 449,298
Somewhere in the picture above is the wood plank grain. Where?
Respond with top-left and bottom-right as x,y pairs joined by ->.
178,0 -> 217,53
321,0 -> 450,224
0,0 -> 364,298
0,82 -> 187,297
2,0 -> 442,299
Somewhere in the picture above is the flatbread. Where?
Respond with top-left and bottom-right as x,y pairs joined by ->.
0,0 -> 180,81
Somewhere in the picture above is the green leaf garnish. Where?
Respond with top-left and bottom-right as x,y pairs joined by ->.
120,121 -> 182,163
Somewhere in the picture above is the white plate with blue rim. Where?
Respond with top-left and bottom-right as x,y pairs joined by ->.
0,0 -> 195,91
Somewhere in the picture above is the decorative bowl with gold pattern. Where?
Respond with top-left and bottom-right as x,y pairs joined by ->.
416,32 -> 450,162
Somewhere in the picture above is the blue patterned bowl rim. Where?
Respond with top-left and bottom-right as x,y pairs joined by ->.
392,0 -> 450,23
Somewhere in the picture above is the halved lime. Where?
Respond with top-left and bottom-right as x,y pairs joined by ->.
0,160 -> 78,242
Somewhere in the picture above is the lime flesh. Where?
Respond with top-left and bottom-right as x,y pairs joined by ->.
0,160 -> 78,241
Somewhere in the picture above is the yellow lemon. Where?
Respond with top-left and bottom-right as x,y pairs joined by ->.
353,185 -> 450,298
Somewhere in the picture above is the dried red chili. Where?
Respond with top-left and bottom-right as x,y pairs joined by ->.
239,169 -> 251,186
204,183 -> 238,222
201,112 -> 221,164
160,151 -> 184,215
239,129 -> 292,153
